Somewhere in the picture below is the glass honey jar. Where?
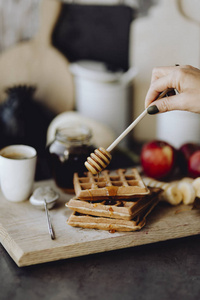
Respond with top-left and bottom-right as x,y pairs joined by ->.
46,124 -> 95,193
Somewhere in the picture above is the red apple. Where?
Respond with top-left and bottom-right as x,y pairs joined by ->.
178,143 -> 200,175
188,150 -> 200,178
140,140 -> 176,180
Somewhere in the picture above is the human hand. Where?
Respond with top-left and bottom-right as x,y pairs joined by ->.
145,65 -> 200,114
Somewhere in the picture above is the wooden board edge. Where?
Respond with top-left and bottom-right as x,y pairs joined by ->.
16,223 -> 200,267
0,223 -> 25,266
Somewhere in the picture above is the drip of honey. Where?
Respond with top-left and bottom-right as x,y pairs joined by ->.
108,225 -> 116,234
88,190 -> 94,201
105,186 -> 118,198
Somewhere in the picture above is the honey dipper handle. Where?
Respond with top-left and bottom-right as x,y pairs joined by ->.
106,109 -> 148,152
106,88 -> 175,153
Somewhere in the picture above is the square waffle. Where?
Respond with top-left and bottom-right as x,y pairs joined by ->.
67,195 -> 159,232
73,168 -> 150,201
66,188 -> 161,220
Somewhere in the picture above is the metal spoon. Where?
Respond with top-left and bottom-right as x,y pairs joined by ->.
29,186 -> 59,240
44,198 -> 55,240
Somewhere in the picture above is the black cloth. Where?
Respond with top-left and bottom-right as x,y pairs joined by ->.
52,4 -> 135,72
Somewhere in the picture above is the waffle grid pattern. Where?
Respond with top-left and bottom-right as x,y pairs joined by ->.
73,169 -> 150,200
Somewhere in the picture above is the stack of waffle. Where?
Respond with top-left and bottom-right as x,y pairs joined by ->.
66,168 -> 161,232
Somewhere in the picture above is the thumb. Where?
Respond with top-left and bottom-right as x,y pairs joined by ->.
147,94 -> 184,114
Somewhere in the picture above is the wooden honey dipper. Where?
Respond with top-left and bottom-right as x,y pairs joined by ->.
85,88 -> 175,175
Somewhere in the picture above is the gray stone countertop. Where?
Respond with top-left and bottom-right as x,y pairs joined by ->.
1,234 -> 200,300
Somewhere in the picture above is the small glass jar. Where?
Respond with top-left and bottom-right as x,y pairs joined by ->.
46,124 -> 95,193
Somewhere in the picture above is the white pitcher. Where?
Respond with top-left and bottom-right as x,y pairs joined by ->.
70,60 -> 137,144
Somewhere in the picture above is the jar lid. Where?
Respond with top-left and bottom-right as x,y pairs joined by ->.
56,124 -> 92,143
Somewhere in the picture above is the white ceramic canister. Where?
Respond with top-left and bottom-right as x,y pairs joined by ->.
69,60 -> 137,145
156,110 -> 200,148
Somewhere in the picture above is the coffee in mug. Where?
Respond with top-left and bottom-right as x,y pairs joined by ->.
1,153 -> 28,160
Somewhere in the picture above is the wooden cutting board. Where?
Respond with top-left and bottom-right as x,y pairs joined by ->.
0,179 -> 199,267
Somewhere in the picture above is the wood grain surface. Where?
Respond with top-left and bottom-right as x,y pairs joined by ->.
0,179 -> 199,267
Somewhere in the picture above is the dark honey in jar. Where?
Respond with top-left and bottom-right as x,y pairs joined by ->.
47,125 -> 95,193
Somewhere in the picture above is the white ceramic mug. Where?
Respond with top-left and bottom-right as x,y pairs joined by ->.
0,145 -> 37,202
